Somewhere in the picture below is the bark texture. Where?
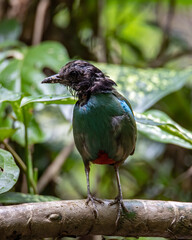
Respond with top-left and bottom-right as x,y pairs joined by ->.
0,199 -> 192,239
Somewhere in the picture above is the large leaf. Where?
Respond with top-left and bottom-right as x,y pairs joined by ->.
20,41 -> 69,95
0,41 -> 69,95
95,63 -> 192,112
0,192 -> 60,204
22,41 -> 69,72
0,86 -> 22,103
0,58 -> 22,92
136,110 -> 192,149
20,95 -> 76,107
0,149 -> 20,194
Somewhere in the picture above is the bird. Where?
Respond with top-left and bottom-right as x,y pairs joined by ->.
42,60 -> 137,223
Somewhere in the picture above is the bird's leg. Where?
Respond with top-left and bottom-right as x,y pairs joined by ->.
109,165 -> 128,225
84,163 -> 104,218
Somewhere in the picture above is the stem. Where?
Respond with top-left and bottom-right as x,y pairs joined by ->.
2,140 -> 37,193
3,140 -> 26,172
33,168 -> 38,185
22,108 -> 35,194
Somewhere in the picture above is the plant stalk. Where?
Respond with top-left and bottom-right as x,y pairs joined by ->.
22,108 -> 35,194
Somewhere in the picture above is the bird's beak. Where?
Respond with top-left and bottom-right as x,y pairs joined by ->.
41,74 -> 62,84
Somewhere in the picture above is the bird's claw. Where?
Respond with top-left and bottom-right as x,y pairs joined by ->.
109,196 -> 128,226
86,194 -> 105,205
86,194 -> 104,218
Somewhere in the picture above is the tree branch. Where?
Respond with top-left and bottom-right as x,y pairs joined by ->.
156,0 -> 176,59
148,48 -> 192,68
0,199 -> 192,239
149,0 -> 176,67
32,0 -> 50,45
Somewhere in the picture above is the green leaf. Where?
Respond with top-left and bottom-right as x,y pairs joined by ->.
0,41 -> 69,95
136,110 -> 192,149
0,128 -> 18,141
103,1 -> 162,62
20,95 -> 76,107
95,63 -> 192,112
0,192 -> 60,203
0,59 -> 22,91
0,86 -> 23,122
0,149 -> 20,194
20,41 -> 69,95
0,86 -> 22,103
22,41 -> 69,72
0,40 -> 25,49
0,19 -> 22,43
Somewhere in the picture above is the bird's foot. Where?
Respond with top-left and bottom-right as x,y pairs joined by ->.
86,194 -> 104,218
109,196 -> 127,226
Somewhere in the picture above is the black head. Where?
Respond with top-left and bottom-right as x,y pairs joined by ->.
41,60 -> 116,99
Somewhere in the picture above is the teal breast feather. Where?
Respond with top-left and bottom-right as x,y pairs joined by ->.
73,92 -> 136,164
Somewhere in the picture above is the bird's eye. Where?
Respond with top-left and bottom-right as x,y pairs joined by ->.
69,70 -> 78,78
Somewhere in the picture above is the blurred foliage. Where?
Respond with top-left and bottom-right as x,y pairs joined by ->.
0,192 -> 60,203
0,149 -> 20,194
0,0 -> 192,239
96,62 -> 192,112
136,110 -> 192,149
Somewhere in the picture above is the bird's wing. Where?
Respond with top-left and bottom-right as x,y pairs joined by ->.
112,90 -> 134,115
73,131 -> 93,162
112,90 -> 137,156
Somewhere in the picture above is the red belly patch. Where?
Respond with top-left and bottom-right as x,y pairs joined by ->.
92,150 -> 115,165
